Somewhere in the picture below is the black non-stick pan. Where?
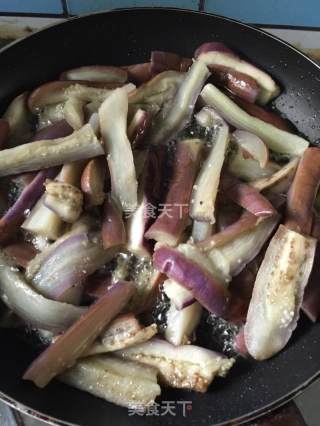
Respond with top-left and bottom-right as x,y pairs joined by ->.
0,7 -> 320,426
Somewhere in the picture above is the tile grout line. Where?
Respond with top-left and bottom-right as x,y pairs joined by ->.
198,0 -> 205,11
61,0 -> 69,17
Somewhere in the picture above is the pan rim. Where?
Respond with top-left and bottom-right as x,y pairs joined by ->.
0,6 -> 319,426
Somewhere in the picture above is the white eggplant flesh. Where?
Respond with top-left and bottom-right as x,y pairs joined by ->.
117,338 -> 235,392
191,107 -> 229,222
201,84 -> 308,156
60,355 -> 161,409
164,301 -> 202,346
208,214 -> 280,277
0,251 -> 86,332
99,88 -> 138,212
244,224 -> 316,360
85,322 -> 157,356
228,147 -> 280,182
148,61 -> 210,145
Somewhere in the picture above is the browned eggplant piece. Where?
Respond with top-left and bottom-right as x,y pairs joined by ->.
81,157 -> 106,208
102,194 -> 126,250
244,224 -> 316,360
23,280 -> 135,388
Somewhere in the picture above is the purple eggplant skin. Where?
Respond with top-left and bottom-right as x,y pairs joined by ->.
23,280 -> 135,388
0,168 -> 57,245
150,51 -> 192,75
195,42 -> 236,58
221,175 -> 276,218
145,139 -> 202,246
153,245 -> 228,316
32,120 -> 73,141
286,147 -> 320,235
102,194 -> 126,250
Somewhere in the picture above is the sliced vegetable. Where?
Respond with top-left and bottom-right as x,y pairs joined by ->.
31,232 -> 115,304
163,279 -> 195,310
195,41 -> 280,104
127,108 -> 151,149
302,246 -> 320,322
21,196 -> 64,240
124,62 -> 153,85
23,280 -> 135,388
221,175 -> 276,217
63,97 -> 85,130
102,194 -> 126,250
197,211 -> 260,251
128,70 -> 184,116
145,138 -> 202,245
210,66 -> 260,103
126,192 -> 152,258
60,355 -> 160,409
201,84 -> 308,156
232,130 -> 269,168
208,214 -> 280,276
117,338 -> 234,392
148,60 -> 210,145
150,51 -> 192,74
191,108 -> 229,222
3,92 -> 33,147
244,224 -> 316,360
81,157 -> 106,208
227,146 -> 280,182
0,124 -> 103,177
85,314 -> 157,355
153,245 -> 228,315
230,94 -> 292,132
165,300 -> 202,346
250,157 -> 299,192
28,81 -> 116,112
22,161 -> 87,239
32,119 -> 73,141
25,217 -> 95,281
302,216 -> 320,321
3,242 -> 38,268
60,66 -> 128,83
0,250 -> 86,332
43,180 -> 83,223
0,168 -> 56,244
286,147 -> 320,235
192,220 -> 213,243
99,88 -> 138,212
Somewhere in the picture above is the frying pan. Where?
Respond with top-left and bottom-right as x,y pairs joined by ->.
0,7 -> 320,426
